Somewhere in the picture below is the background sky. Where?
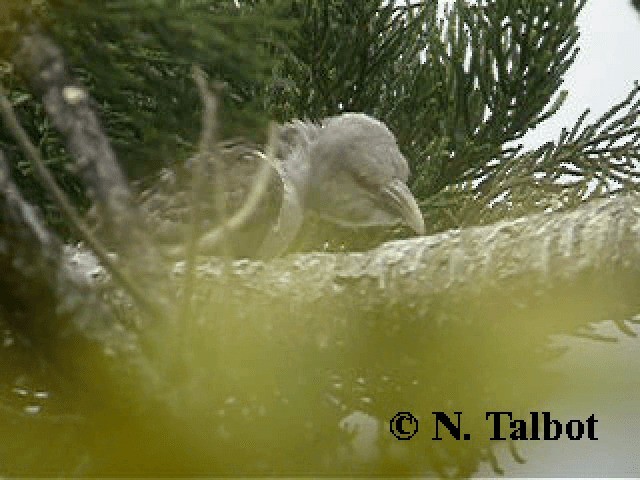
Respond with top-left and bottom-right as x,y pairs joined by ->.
522,0 -> 640,150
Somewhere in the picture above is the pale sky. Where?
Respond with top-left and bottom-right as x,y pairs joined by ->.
522,0 -> 640,150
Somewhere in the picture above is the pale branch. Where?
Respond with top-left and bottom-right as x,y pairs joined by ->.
187,193 -> 640,339
0,149 -> 61,267
76,192 -> 640,346
0,147 -> 69,290
0,150 -> 168,410
14,33 -> 162,269
53,190 -> 640,443
0,150 -> 124,343
0,90 -> 170,324
14,33 -> 131,221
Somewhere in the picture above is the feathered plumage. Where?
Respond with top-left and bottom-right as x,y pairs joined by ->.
138,113 -> 425,259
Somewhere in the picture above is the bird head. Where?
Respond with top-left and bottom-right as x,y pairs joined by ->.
258,113 -> 425,258
301,113 -> 425,235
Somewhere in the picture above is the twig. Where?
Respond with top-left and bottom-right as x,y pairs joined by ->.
16,33 -> 161,271
16,35 -> 132,225
180,66 -> 218,324
0,149 -> 58,253
0,89 -> 169,324
202,126 -> 278,250
167,130 -> 277,259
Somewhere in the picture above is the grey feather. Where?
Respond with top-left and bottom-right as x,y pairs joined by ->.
137,113 -> 425,259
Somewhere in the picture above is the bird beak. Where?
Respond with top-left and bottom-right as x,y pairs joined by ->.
382,179 -> 425,235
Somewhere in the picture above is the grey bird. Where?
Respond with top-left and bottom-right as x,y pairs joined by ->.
139,112 -> 425,259
258,113 -> 425,258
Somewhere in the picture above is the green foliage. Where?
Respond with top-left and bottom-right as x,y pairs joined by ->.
3,0 -> 292,170
0,70 -> 85,236
410,0 -> 638,229
2,0 -> 640,238
0,0 -> 291,233
268,0 -> 609,232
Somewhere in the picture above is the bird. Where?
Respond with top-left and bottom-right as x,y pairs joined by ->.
138,112 -> 425,259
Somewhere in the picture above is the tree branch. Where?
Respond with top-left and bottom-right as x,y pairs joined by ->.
186,193 -> 640,340
14,33 -> 164,278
